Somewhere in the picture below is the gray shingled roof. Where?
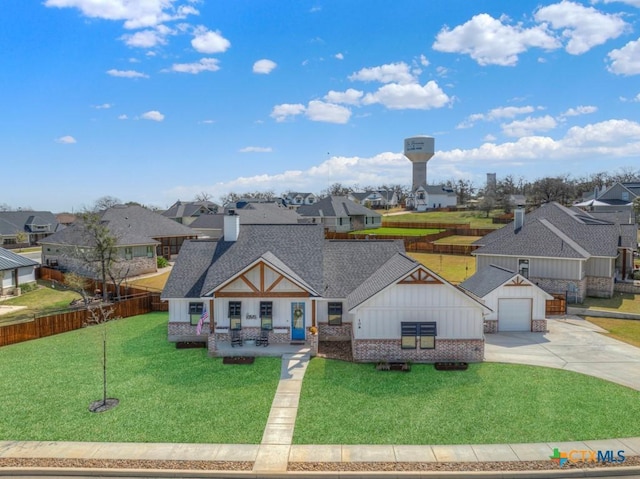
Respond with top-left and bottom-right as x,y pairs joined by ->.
322,239 -> 405,298
162,200 -> 219,219
161,240 -> 219,298
297,196 -> 381,218
346,253 -> 418,310
474,202 -> 635,259
0,247 -> 38,271
0,211 -> 60,236
458,265 -> 517,298
40,205 -> 196,247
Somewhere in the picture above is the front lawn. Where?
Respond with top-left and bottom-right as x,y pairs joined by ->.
294,359 -> 640,445
586,316 -> 640,348
582,293 -> 640,314
386,210 -> 504,229
407,252 -> 475,283
351,227 -> 444,236
0,312 -> 280,443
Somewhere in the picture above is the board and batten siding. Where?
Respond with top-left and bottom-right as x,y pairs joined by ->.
481,282 -> 550,322
316,299 -> 353,324
475,255 -> 583,280
214,297 -> 309,330
352,283 -> 484,340
585,257 -> 615,277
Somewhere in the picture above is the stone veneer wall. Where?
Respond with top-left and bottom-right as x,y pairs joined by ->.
168,321 -> 209,342
484,320 -> 498,334
586,276 -> 614,299
530,277 -> 587,303
352,339 -> 484,363
532,319 -> 547,332
614,282 -> 640,294
318,322 -> 352,341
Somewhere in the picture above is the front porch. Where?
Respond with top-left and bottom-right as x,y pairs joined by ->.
212,340 -> 314,358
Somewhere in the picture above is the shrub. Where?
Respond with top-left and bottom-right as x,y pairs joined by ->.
634,271 -> 640,281
18,282 -> 38,293
157,256 -> 169,268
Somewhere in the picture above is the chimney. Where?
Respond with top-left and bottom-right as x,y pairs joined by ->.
514,207 -> 525,232
224,210 -> 240,242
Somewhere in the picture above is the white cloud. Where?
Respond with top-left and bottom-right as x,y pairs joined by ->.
560,105 -> 597,117
501,115 -> 558,137
305,100 -> 351,124
562,119 -> 640,146
141,110 -> 165,121
433,13 -> 560,66
607,38 -> 640,76
118,114 -> 128,120
55,135 -> 76,144
335,53 -> 344,60
191,28 -> 231,54
107,69 -> 148,78
324,88 -> 363,105
362,81 -> 451,110
168,58 -> 220,74
44,0 -> 198,30
534,1 -> 628,55
419,54 -> 430,67
121,27 -> 171,48
253,59 -> 277,74
270,103 -> 306,122
458,105 -> 537,128
349,62 -> 415,84
92,103 -> 112,109
239,146 -> 273,153
199,119 -> 215,124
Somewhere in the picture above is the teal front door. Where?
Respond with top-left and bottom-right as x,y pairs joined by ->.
291,302 -> 305,340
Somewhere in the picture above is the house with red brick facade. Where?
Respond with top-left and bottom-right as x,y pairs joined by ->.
162,213 -> 490,362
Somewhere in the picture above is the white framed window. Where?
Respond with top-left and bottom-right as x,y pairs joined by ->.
518,258 -> 529,278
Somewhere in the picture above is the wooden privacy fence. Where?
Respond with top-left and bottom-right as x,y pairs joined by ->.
545,293 -> 567,315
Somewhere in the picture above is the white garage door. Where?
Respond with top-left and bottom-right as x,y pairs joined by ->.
498,298 -> 532,332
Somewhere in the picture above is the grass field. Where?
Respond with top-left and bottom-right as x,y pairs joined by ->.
129,271 -> 171,292
586,316 -> 640,348
0,281 -> 80,324
350,227 -> 444,236
294,359 -> 640,445
385,210 -> 504,229
582,293 -> 640,314
432,235 -> 483,245
0,312 -> 280,443
407,252 -> 475,283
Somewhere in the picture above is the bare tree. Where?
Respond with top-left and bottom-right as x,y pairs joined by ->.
479,194 -> 496,218
63,272 -> 92,307
322,183 -> 353,196
0,203 -> 11,211
93,196 -> 121,212
194,192 -> 212,202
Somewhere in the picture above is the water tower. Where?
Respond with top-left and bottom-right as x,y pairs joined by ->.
404,136 -> 435,191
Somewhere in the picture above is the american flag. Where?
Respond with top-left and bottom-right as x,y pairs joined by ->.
196,305 -> 209,335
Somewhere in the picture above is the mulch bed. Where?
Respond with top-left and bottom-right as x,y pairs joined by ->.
317,341 -> 352,361
222,356 -> 255,365
0,458 -> 252,471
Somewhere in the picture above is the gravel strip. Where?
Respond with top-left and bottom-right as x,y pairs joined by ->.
289,456 -> 640,472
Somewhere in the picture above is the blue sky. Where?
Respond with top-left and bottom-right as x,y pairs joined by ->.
2,0 -> 640,212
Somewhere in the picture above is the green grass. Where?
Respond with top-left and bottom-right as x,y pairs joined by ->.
432,235 -> 483,245
582,293 -> 640,314
407,252 -> 475,283
0,312 -> 280,443
294,359 -> 640,445
0,281 -> 81,324
586,316 -> 640,348
129,271 -> 171,292
351,227 -> 444,236
386,210 -> 504,229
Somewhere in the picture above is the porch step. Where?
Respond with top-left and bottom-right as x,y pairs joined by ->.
289,341 -> 305,345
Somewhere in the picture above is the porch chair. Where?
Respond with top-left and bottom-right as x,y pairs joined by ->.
231,329 -> 243,347
255,328 -> 269,347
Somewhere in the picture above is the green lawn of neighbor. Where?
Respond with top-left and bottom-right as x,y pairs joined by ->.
0,281 -> 81,324
294,359 -> 640,445
586,316 -> 640,348
582,293 -> 640,315
0,312 -> 280,443
432,235 -> 483,245
407,252 -> 476,283
351,227 -> 444,236
385,210 -> 504,229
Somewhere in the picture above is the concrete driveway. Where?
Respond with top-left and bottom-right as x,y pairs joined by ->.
485,317 -> 640,391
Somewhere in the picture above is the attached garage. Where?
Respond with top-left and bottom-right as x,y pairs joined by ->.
459,265 -> 553,333
498,298 -> 532,332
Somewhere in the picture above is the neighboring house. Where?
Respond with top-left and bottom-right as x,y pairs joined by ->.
55,213 -> 77,227
283,192 -> 317,209
472,202 -> 638,302
349,190 -> 399,209
40,205 -> 197,278
0,247 -> 38,295
297,196 -> 382,232
162,216 -> 490,362
406,185 -> 457,211
460,265 -> 553,333
0,211 -> 62,248
576,182 -> 639,212
162,200 -> 219,225
190,203 -> 303,239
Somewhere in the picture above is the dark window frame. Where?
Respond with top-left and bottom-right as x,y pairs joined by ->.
189,302 -> 204,326
328,302 -> 343,326
401,321 -> 437,350
260,301 -> 273,330
229,301 -> 242,330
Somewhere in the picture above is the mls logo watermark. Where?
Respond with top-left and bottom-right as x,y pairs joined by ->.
550,448 -> 625,467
